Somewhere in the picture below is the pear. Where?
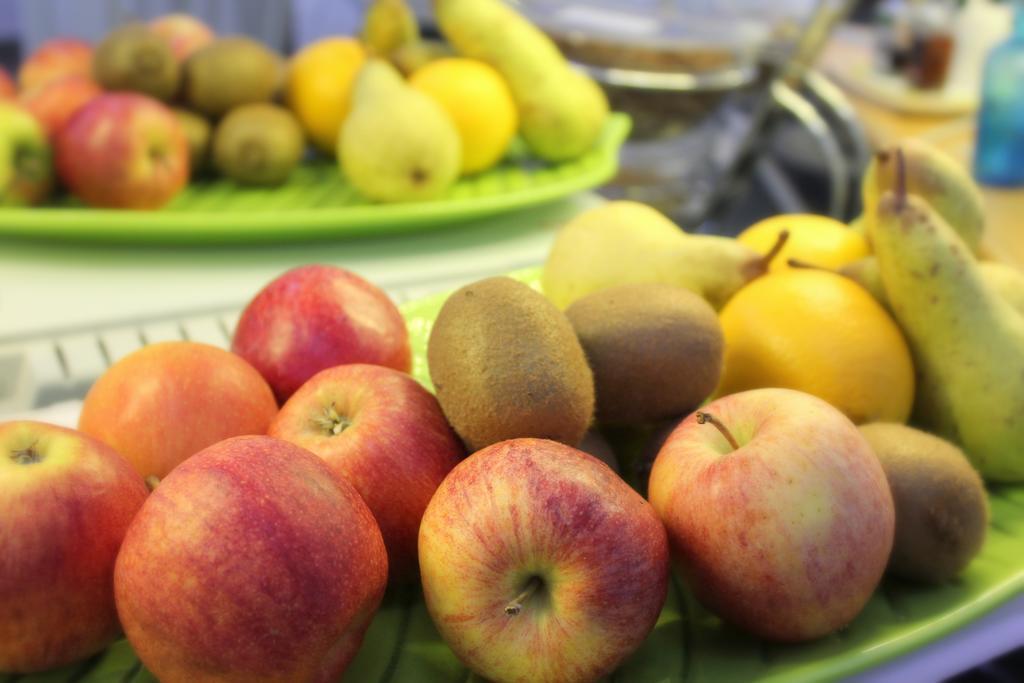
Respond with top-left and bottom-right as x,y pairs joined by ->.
390,39 -> 454,76
362,0 -> 418,57
800,255 -> 1024,319
339,59 -> 460,203
863,139 -> 985,254
873,156 -> 1024,482
434,0 -> 608,162
542,201 -> 788,310
839,256 -> 887,304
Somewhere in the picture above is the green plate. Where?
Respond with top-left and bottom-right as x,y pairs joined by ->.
0,115 -> 630,245
4,269 -> 1022,683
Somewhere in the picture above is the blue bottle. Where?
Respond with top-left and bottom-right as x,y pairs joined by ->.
974,2 -> 1024,186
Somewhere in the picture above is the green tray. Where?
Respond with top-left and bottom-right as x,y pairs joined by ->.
4,270 -> 1022,683
0,115 -> 630,245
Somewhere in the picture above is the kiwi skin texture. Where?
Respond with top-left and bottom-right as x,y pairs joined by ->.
565,283 -> 723,426
213,103 -> 304,186
859,422 -> 989,584
427,277 -> 595,452
93,24 -> 180,101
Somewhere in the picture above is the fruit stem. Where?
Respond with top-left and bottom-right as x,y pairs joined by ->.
695,412 -> 740,451
145,476 -> 161,492
314,405 -> 352,436
786,258 -> 830,272
894,147 -> 907,211
504,576 -> 543,616
10,445 -> 40,464
760,230 -> 791,270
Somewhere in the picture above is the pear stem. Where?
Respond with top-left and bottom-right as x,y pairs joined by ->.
695,412 -> 740,451
894,147 -> 907,211
760,230 -> 791,270
786,258 -> 830,272
505,576 -> 542,616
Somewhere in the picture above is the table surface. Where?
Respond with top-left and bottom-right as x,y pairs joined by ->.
0,195 -> 597,344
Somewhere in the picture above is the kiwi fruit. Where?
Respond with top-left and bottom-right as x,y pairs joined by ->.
93,24 -> 180,101
859,422 -> 989,583
173,108 -> 212,176
213,104 -> 304,186
565,283 -> 723,426
183,37 -> 283,117
427,277 -> 594,452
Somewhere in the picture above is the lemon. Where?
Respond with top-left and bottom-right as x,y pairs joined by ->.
286,38 -> 366,155
410,58 -> 518,174
717,269 -> 914,424
738,214 -> 870,272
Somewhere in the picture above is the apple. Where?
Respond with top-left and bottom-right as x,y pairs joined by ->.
0,67 -> 14,98
269,363 -> 463,582
78,341 -> 278,480
115,435 -> 388,682
0,420 -> 148,673
419,438 -> 669,683
56,92 -> 189,209
0,102 -> 53,206
18,38 -> 94,93
648,388 -> 895,642
232,264 -> 412,402
20,74 -> 101,141
150,13 -> 215,62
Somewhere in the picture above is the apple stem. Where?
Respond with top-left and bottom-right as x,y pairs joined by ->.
10,445 -> 40,464
695,412 -> 740,451
314,405 -> 352,436
894,147 -> 907,211
759,230 -> 791,270
145,476 -> 161,492
504,576 -> 543,616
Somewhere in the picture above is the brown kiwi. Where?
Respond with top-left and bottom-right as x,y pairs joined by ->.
859,422 -> 989,583
93,24 -> 180,101
565,283 -> 723,426
213,103 -> 304,186
183,37 -> 283,117
427,277 -> 594,452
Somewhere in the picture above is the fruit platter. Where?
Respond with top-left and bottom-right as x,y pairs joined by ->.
0,0 -> 627,243
3,1 -> 1024,682
6,134 -> 1024,680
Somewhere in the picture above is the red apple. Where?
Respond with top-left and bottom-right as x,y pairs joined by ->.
150,13 -> 215,62
20,74 -> 102,142
18,38 -> 93,93
0,420 -> 148,673
0,102 -> 53,206
78,341 -> 278,480
648,388 -> 895,642
232,264 -> 412,402
270,363 -> 463,582
0,67 -> 15,98
56,92 -> 189,209
419,438 -> 669,683
115,435 -> 388,683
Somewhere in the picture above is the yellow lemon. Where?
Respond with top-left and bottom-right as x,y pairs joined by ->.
410,58 -> 518,174
738,213 -> 870,272
717,269 -> 914,424
286,37 -> 366,155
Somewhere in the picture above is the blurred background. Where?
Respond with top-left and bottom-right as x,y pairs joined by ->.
0,0 -> 1012,235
